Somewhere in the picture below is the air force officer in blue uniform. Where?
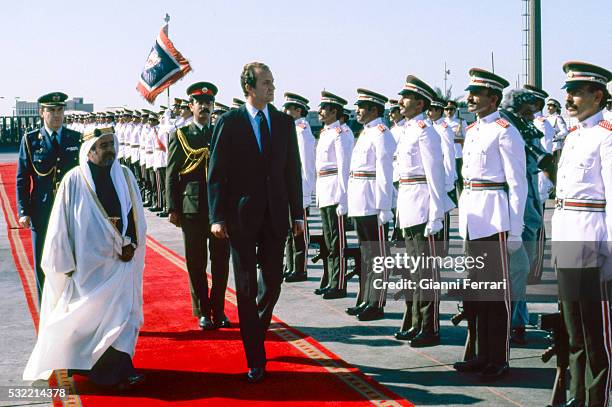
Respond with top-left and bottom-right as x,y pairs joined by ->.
16,92 -> 82,301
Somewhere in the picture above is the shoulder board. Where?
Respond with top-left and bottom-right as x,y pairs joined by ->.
297,123 -> 306,129
495,118 -> 510,128
466,122 -> 477,131
441,122 -> 448,128
377,124 -> 387,132
416,120 -> 426,129
569,126 -> 578,132
598,120 -> 612,131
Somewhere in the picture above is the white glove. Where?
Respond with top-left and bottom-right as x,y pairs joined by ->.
377,210 -> 393,225
424,219 -> 443,237
507,234 -> 523,254
336,203 -> 348,216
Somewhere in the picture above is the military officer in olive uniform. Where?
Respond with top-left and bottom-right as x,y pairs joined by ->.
166,82 -> 231,330
16,92 -> 82,301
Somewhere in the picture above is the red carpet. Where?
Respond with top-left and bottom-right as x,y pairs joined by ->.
0,162 -> 413,407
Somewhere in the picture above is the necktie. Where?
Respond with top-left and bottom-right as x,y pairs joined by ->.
51,131 -> 60,152
257,111 -> 270,154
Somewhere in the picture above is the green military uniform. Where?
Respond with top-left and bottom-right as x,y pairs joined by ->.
166,115 -> 230,326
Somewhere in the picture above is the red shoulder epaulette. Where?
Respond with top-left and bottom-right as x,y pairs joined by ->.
569,126 -> 577,132
441,122 -> 448,128
466,122 -> 477,131
417,120 -> 426,129
495,118 -> 510,128
598,120 -> 612,131
377,124 -> 386,132
335,127 -> 342,134
297,123 -> 306,129
536,116 -> 545,122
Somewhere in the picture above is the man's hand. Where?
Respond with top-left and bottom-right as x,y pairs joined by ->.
507,234 -> 523,254
18,216 -> 31,229
211,222 -> 228,239
168,211 -> 181,227
336,203 -> 347,216
293,221 -> 305,236
119,244 -> 135,262
424,219 -> 444,237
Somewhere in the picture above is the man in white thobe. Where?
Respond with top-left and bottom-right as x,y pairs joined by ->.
23,127 -> 147,390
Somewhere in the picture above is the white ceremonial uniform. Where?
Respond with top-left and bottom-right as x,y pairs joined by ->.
459,111 -> 527,239
395,113 -> 446,228
546,113 -> 569,152
390,119 -> 406,209
603,109 -> 612,121
144,125 -> 156,169
551,111 -> 611,268
139,124 -> 149,165
347,117 -> 396,217
154,121 -> 169,170
295,117 -> 316,208
432,117 -> 458,212
130,123 -> 142,163
316,120 -> 354,209
533,112 -> 555,154
446,115 -> 467,159
115,122 -> 124,159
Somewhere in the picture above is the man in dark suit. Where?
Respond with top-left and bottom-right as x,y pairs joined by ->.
16,92 -> 82,302
208,62 -> 304,383
166,81 -> 231,331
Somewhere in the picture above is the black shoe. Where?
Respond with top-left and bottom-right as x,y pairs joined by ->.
149,206 -> 162,212
345,302 -> 367,316
114,373 -> 146,391
143,201 -> 152,208
510,327 -> 527,345
357,305 -> 384,321
479,363 -> 509,382
322,288 -> 347,299
199,316 -> 215,330
157,211 -> 168,218
409,332 -> 440,348
247,367 -> 265,383
213,315 -> 231,328
394,327 -> 419,341
453,358 -> 488,372
285,272 -> 307,283
314,287 -> 330,296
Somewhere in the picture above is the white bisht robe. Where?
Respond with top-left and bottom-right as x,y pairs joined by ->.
23,136 -> 147,381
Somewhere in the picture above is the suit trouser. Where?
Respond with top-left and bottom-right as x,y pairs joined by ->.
464,232 -> 511,366
31,220 -> 49,303
558,268 -> 612,407
229,216 -> 286,368
319,205 -> 346,290
181,214 -> 230,319
155,167 -> 166,210
400,222 -> 440,334
353,215 -> 388,307
284,209 -> 309,275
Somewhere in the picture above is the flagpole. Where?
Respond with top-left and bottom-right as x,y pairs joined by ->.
165,13 -> 171,108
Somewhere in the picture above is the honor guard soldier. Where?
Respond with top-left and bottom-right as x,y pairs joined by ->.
115,110 -> 126,164
552,61 -> 612,407
282,92 -> 316,283
388,98 -> 405,242
393,77 -> 446,343
166,81 -> 231,330
128,111 -> 143,187
16,92 -> 82,301
453,68 -> 527,381
145,112 -> 161,211
174,100 -> 193,129
524,84 -> 556,154
347,88 -> 396,321
545,97 -> 569,182
315,91 -> 353,299
444,100 -> 467,195
154,108 -> 171,217
427,96 -> 458,254
139,110 -> 153,206
211,102 -> 229,126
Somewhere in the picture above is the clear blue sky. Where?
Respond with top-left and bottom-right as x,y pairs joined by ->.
1,0 -> 610,115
